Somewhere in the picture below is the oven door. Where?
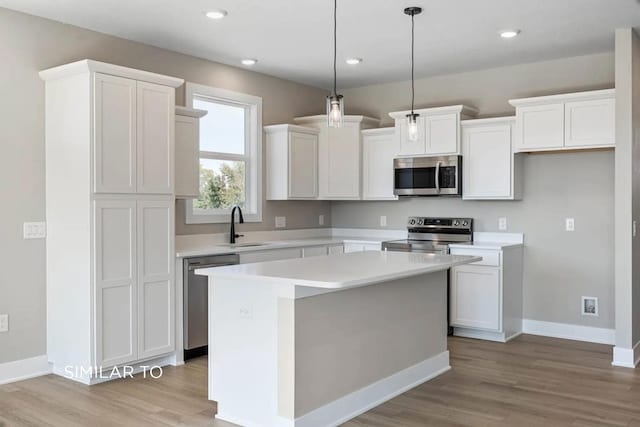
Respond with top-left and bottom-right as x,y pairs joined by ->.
393,156 -> 462,196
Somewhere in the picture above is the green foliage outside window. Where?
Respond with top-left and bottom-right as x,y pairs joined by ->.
194,161 -> 245,210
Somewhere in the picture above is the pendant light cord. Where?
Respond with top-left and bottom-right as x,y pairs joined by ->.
411,11 -> 415,114
333,0 -> 337,96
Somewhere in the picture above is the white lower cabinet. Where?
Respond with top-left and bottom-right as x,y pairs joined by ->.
239,248 -> 302,264
95,198 -> 175,368
449,245 -> 523,342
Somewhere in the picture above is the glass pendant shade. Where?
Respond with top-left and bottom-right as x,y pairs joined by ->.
327,94 -> 344,128
406,113 -> 419,142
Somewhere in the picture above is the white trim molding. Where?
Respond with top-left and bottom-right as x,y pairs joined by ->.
0,355 -> 51,385
522,319 -> 615,345
612,341 -> 640,368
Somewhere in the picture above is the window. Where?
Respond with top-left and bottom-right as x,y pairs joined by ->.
185,83 -> 262,224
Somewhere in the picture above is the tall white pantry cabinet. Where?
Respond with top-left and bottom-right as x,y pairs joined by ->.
40,60 -> 184,384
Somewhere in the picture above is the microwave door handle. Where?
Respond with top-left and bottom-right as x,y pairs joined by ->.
435,161 -> 441,193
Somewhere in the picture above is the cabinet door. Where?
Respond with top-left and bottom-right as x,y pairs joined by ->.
302,246 -> 328,258
362,132 -> 398,200
463,124 -> 513,199
564,98 -> 615,148
515,103 -> 564,151
397,116 -> 426,155
425,113 -> 459,155
319,124 -> 361,199
137,199 -> 175,359
344,243 -> 365,253
328,245 -> 344,255
137,82 -> 174,194
239,248 -> 302,264
289,132 -> 318,199
94,200 -> 137,367
94,73 -> 136,194
175,115 -> 200,198
450,265 -> 501,331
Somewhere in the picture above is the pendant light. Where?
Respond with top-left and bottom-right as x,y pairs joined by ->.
327,0 -> 344,127
404,6 -> 422,141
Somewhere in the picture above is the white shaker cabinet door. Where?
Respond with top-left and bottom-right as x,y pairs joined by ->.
319,124 -> 361,199
425,113 -> 459,155
136,82 -> 175,194
362,131 -> 398,200
450,265 -> 501,332
94,200 -> 137,367
564,98 -> 615,148
93,73 -> 137,194
289,131 -> 318,199
463,124 -> 512,199
515,103 -> 564,151
175,115 -> 200,198
137,198 -> 175,359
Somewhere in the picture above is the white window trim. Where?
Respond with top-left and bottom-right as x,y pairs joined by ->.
184,83 -> 263,224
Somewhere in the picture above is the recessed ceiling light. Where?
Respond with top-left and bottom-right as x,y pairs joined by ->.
205,9 -> 228,20
241,58 -> 258,66
500,29 -> 521,39
345,58 -> 363,65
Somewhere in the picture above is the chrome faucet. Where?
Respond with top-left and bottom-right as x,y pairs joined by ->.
229,205 -> 244,244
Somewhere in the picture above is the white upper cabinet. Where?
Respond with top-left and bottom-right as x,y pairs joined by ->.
509,89 -> 615,152
175,107 -> 207,199
362,128 -> 398,200
389,105 -> 477,157
294,115 -> 379,200
136,82 -> 175,194
265,124 -> 319,200
94,73 -> 137,194
462,117 -> 522,200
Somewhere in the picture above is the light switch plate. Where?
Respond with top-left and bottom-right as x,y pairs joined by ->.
0,314 -> 8,332
24,222 -> 46,239
275,216 -> 286,228
380,216 -> 387,227
566,218 -> 575,232
498,217 -> 507,231
319,215 -> 325,226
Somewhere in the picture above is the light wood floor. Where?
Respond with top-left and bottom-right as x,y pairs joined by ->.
1,335 -> 639,426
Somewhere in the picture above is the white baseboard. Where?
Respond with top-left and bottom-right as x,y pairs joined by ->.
0,355 -> 51,385
522,319 -> 615,345
294,351 -> 450,427
612,341 -> 640,368
453,327 -> 522,343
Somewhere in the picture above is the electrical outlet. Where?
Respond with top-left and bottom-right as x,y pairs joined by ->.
23,222 -> 46,239
239,307 -> 252,319
566,218 -> 575,232
380,216 -> 387,227
275,216 -> 286,228
319,215 -> 325,226
581,297 -> 598,316
498,217 -> 507,231
0,314 -> 8,332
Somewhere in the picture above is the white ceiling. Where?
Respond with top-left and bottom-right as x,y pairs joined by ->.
2,0 -> 640,89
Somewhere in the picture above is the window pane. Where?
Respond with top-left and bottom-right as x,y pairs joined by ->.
194,159 -> 245,211
194,97 -> 245,154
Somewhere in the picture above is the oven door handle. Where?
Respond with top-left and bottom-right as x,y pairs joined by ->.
435,161 -> 441,194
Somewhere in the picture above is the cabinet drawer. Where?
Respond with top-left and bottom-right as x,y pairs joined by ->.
239,248 -> 302,264
450,247 -> 501,267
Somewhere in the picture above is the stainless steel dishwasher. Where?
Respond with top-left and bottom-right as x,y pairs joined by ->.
183,254 -> 239,360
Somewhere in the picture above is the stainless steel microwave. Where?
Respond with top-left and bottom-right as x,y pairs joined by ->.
393,155 -> 462,196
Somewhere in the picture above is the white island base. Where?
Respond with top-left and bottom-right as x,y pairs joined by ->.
197,251 -> 479,427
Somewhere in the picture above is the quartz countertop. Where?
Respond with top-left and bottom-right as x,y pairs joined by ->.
195,251 -> 480,290
175,236 -> 386,258
448,241 -> 523,250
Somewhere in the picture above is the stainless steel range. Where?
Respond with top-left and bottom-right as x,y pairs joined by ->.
382,217 -> 473,254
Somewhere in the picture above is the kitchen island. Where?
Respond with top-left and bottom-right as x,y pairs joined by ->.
196,251 -> 480,427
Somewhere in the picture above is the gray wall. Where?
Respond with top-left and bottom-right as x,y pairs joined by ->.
0,7 -> 330,364
334,52 -> 616,329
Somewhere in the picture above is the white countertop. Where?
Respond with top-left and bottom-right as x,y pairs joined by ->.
448,241 -> 523,250
175,236 -> 385,258
195,251 -> 480,290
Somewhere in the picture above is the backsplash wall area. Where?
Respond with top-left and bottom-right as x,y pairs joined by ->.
333,151 -> 614,329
